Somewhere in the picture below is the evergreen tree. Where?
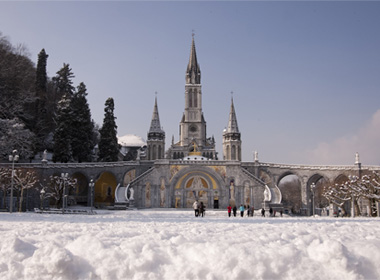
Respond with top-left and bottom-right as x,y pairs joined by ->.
71,82 -> 95,162
52,94 -> 73,163
52,63 -> 75,98
35,49 -> 48,95
98,98 -> 120,162
34,49 -> 50,152
52,63 -> 76,162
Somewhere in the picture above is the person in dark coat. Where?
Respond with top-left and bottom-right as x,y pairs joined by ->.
269,207 -> 273,217
261,208 -> 265,217
232,206 -> 237,217
199,202 -> 205,217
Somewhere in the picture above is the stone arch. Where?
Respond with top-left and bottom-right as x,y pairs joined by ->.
170,166 -> 225,209
71,172 -> 88,206
94,171 -> 117,207
278,172 -> 302,214
334,174 -> 349,184
308,174 -> 330,215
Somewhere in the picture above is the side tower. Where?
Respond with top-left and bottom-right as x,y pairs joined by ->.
223,96 -> 241,161
147,95 -> 165,160
167,35 -> 216,160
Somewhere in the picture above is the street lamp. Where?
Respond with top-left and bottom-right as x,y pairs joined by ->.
311,182 -> 316,217
40,188 -> 46,210
8,150 -> 19,213
89,179 -> 95,213
61,173 -> 68,214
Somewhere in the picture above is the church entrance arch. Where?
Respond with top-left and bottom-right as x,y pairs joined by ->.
171,167 -> 224,209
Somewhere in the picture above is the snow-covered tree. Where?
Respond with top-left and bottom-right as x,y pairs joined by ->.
45,174 -> 77,209
98,98 -> 120,162
323,171 -> 380,216
71,82 -> 95,162
0,118 -> 35,160
0,167 -> 11,208
13,169 -> 38,212
52,94 -> 73,162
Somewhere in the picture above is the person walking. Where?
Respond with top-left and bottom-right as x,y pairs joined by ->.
239,204 -> 245,217
261,208 -> 265,217
247,205 -> 250,217
193,200 -> 199,217
199,202 -> 205,217
227,205 -> 232,217
250,206 -> 254,217
269,207 -> 273,217
233,205 -> 237,217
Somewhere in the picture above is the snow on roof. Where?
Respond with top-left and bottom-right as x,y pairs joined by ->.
118,134 -> 146,147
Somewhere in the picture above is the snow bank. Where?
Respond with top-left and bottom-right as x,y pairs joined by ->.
1,210 -> 379,280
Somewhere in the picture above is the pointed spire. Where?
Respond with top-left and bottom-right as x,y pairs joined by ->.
226,93 -> 239,133
186,34 -> 201,84
149,93 -> 164,134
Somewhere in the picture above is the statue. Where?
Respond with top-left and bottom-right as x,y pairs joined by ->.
229,181 -> 235,200
129,187 -> 135,200
254,151 -> 259,162
42,150 -> 48,163
355,152 -> 360,164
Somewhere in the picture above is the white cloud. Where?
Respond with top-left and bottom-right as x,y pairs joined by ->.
308,109 -> 380,165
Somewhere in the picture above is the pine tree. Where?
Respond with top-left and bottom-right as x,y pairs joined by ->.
71,82 -> 95,162
34,49 -> 49,152
52,94 -> 73,163
98,98 -> 120,162
52,64 -> 76,163
36,49 -> 48,95
52,63 -> 75,98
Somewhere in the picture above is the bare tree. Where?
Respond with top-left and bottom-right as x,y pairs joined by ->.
13,169 -> 38,211
45,174 -> 77,208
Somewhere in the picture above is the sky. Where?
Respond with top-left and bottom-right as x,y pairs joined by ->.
1,1 -> 380,165
1,209 -> 380,279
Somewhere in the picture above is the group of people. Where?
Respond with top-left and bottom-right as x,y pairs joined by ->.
192,200 -> 206,217
227,204 -> 255,217
227,205 -> 284,217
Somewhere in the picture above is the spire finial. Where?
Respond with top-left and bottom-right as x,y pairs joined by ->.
192,29 -> 195,39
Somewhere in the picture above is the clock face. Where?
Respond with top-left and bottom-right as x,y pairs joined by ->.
190,125 -> 197,133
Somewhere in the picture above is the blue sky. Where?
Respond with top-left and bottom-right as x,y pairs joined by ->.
1,1 -> 380,165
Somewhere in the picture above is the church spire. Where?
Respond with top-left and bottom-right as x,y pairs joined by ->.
148,93 -> 164,134
147,93 -> 165,160
223,93 -> 241,161
226,94 -> 239,134
186,34 -> 201,84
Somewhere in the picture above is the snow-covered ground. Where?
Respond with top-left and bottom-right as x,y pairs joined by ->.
1,209 -> 380,280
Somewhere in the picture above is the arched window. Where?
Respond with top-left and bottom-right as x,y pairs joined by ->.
232,145 -> 236,160
193,90 -> 197,107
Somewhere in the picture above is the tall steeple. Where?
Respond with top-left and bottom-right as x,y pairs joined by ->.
226,96 -> 239,134
166,34 -> 217,160
147,94 -> 165,160
186,34 -> 201,84
148,95 -> 164,134
223,94 -> 242,161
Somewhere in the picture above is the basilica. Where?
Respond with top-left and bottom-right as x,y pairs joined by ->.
114,36 -> 276,210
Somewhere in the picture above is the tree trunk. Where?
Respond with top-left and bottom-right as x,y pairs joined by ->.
19,187 -> 24,212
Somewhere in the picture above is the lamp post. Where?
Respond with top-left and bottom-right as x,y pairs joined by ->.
89,179 -> 95,213
8,150 -> 19,213
311,182 -> 316,217
61,173 -> 68,214
40,188 -> 46,210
